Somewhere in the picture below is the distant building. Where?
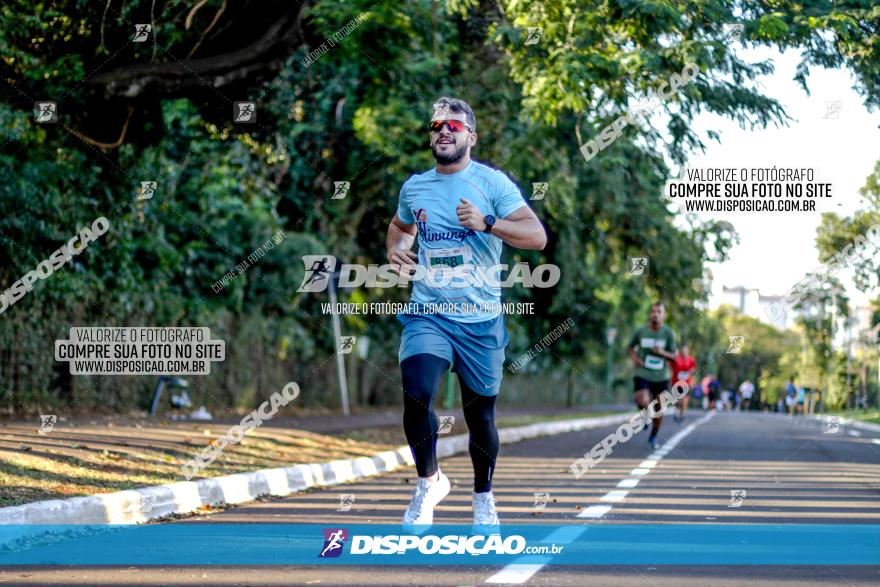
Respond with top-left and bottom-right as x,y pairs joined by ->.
720,285 -> 801,329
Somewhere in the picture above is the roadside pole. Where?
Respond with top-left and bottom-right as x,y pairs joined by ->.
328,275 -> 350,416
605,328 -> 617,399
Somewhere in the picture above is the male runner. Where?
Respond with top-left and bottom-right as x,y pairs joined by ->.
739,379 -> 755,411
386,97 -> 547,528
670,343 -> 696,422
628,302 -> 678,449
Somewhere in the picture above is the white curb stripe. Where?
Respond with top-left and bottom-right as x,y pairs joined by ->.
0,413 -> 631,526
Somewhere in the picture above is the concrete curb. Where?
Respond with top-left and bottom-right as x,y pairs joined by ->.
0,412 -> 629,526
847,419 -> 880,434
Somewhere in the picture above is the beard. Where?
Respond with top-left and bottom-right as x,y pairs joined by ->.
431,140 -> 468,165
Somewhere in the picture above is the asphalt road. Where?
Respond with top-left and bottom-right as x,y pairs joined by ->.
3,410 -> 879,586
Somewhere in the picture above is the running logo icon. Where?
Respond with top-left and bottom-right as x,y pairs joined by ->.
525,27 -> 543,45
438,416 -> 455,434
133,24 -> 152,42
34,102 -> 57,123
628,257 -> 648,276
823,101 -> 843,119
337,494 -> 355,512
38,414 -> 57,434
332,182 -> 350,200
531,182 -> 548,201
297,255 -> 337,292
532,492 -> 550,512
728,489 -> 747,508
823,415 -> 843,434
338,336 -> 356,354
727,336 -> 745,354
431,103 -> 450,121
138,181 -> 157,201
233,102 -> 256,123
124,494 -> 157,515
722,23 -> 743,43
319,528 -> 348,558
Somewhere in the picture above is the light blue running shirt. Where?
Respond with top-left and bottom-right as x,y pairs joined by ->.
396,160 -> 527,323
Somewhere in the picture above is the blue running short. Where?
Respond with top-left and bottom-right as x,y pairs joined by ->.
397,312 -> 509,396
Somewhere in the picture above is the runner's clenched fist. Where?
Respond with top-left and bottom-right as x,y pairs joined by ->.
455,198 -> 486,231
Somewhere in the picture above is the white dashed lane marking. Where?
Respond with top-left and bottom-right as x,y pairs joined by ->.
484,411 -> 716,584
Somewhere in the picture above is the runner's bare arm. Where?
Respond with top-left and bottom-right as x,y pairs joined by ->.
628,345 -> 644,367
456,199 -> 547,250
386,213 -> 418,275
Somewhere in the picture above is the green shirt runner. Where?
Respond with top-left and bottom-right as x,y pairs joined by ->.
628,324 -> 677,382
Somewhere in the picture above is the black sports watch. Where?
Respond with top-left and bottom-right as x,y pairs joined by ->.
483,214 -> 496,234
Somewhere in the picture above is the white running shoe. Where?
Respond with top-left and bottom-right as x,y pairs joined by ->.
402,471 -> 450,528
472,491 -> 500,531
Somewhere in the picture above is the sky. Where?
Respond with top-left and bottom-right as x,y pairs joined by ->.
670,45 -> 880,311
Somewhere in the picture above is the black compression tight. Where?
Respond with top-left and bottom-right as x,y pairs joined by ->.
401,353 -> 499,493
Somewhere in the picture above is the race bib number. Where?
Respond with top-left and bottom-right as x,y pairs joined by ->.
677,371 -> 689,380
644,355 -> 664,370
425,246 -> 473,269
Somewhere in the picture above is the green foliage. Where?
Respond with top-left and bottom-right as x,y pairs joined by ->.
1,0 -> 878,413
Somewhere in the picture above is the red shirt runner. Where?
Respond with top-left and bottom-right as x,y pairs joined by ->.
670,353 -> 696,387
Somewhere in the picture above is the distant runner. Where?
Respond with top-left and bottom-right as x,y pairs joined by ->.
703,374 -> 720,410
386,97 -> 547,529
628,302 -> 678,449
670,343 -> 696,422
739,379 -> 755,411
